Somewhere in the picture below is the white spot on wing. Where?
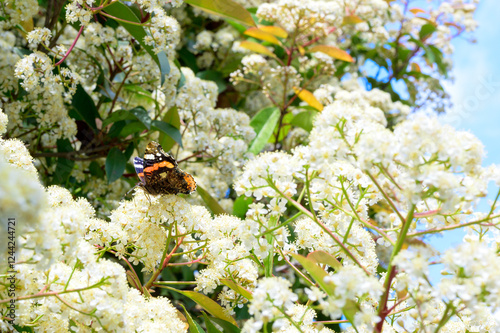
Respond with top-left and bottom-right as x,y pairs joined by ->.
144,154 -> 155,160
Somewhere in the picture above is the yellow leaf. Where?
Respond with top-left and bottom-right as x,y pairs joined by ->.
6,2 -> 33,34
342,15 -> 364,25
184,0 -> 256,27
257,25 -> 288,38
239,40 -> 276,58
244,27 -> 282,45
221,279 -> 253,300
20,18 -> 34,34
411,63 -> 421,72
297,45 -> 305,56
308,45 -> 354,63
293,87 -> 323,111
410,8 -> 426,15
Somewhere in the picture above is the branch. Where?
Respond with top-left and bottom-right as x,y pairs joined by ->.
55,25 -> 84,67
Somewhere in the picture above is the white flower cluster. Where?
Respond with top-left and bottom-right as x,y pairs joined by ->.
0,147 -> 44,271
0,0 -> 38,30
392,240 -> 500,332
256,0 -> 389,43
192,27 -> 239,69
308,266 -> 383,329
88,189 -> 211,272
0,137 -> 189,332
306,89 -> 489,220
231,55 -> 303,106
11,50 -> 80,145
243,277 -> 299,332
234,84 -> 500,329
439,241 -> 500,326
26,27 -> 52,49
176,67 -> 255,199
194,214 -> 260,296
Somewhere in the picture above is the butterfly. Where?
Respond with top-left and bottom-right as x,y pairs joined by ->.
133,141 -> 196,195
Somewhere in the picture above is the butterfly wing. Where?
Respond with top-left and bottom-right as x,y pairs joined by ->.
133,157 -> 145,184
139,141 -> 197,195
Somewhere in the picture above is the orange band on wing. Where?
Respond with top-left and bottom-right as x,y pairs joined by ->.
138,172 -> 144,178
144,164 -> 159,173
158,161 -> 174,168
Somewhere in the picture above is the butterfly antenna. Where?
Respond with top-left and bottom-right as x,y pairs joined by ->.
126,183 -> 140,198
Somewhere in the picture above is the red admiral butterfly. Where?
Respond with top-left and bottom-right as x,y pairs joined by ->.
133,141 -> 196,195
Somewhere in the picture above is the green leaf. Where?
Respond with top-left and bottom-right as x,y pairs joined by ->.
102,107 -> 152,130
158,106 -> 181,151
151,120 -> 183,148
108,121 -> 126,138
106,147 -> 127,183
307,251 -> 342,270
89,161 -> 104,177
172,289 -> 237,326
157,51 -> 171,86
274,112 -> 293,142
178,48 -> 199,73
197,185 -> 227,215
208,317 -> 241,333
232,195 -> 253,219
180,304 -> 205,333
102,110 -> 136,127
103,1 -> 170,85
221,279 -> 253,300
419,23 -> 436,40
343,300 -> 360,325
184,0 -> 256,27
196,70 -> 227,93
226,19 -> 247,34
54,139 -> 75,184
428,45 -> 447,75
202,313 -> 223,333
124,142 -> 135,160
129,106 -> 152,129
71,85 -> 100,132
290,109 -> 317,132
248,107 -> 280,155
291,253 -> 335,296
124,84 -> 158,107
120,121 -> 146,138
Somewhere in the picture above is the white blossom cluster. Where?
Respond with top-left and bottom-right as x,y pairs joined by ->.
0,0 -> 38,30
0,118 -> 189,332
233,83 -> 500,330
256,0 -> 388,41
176,67 -> 255,200
192,26 -> 240,69
8,48 -> 80,146
66,0 -> 181,55
243,277 -> 299,332
231,54 -> 303,107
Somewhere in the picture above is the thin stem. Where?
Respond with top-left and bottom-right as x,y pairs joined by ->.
153,281 -> 197,285
277,247 -> 315,286
266,178 -> 370,276
54,25 -> 84,66
99,11 -> 150,27
0,280 -> 108,304
143,235 -> 184,290
374,205 -> 416,333
367,172 -> 406,226
407,213 -> 500,237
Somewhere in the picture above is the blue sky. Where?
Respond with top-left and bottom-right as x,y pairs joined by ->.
431,0 -> 500,281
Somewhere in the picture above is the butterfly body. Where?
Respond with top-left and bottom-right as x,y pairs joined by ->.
133,142 -> 196,195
